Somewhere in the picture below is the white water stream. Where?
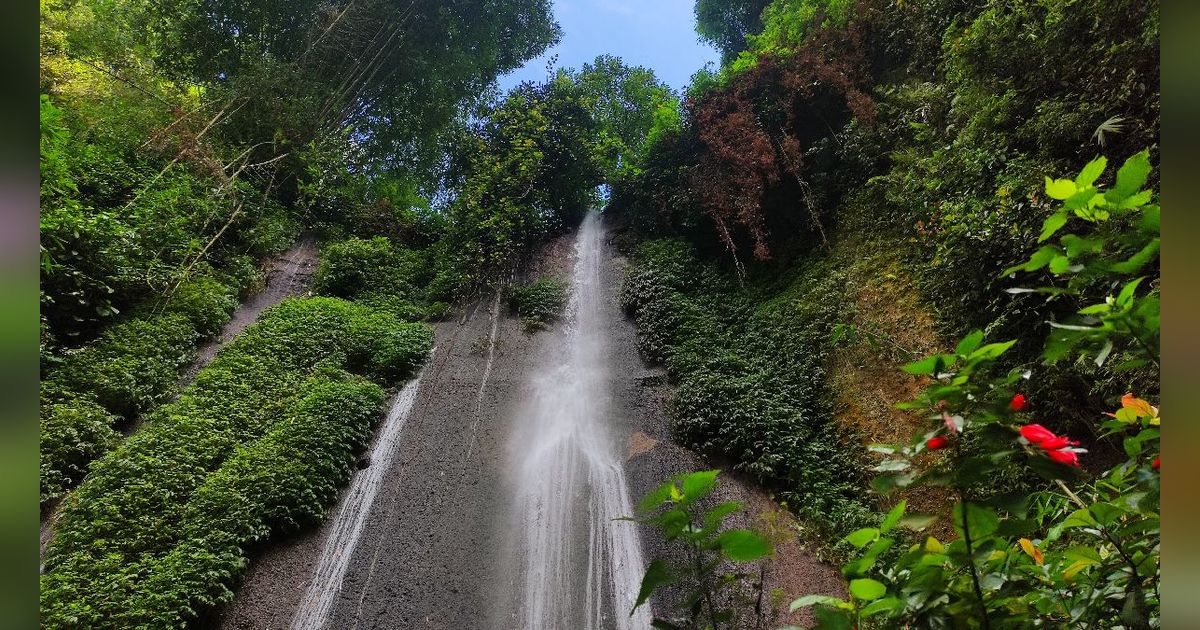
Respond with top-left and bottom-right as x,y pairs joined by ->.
509,212 -> 652,629
290,359 -> 432,630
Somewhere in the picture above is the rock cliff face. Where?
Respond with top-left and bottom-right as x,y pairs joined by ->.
214,215 -> 842,630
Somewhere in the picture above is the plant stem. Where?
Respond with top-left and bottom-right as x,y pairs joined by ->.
959,492 -> 991,630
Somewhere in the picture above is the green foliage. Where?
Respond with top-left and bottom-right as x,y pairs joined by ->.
508,276 -> 569,332
621,240 -> 874,538
565,55 -> 678,180
694,0 -> 773,63
632,470 -> 772,628
47,313 -> 200,420
441,77 -> 604,289
39,397 -> 121,505
794,154 -> 1159,628
40,297 -> 433,628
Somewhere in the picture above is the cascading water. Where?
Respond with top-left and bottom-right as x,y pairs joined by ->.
508,212 -> 652,629
290,360 -> 432,630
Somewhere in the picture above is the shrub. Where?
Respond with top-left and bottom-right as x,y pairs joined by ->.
157,275 -> 240,337
39,397 -> 120,505
622,240 -> 875,541
508,276 -> 569,332
47,313 -> 199,420
315,236 -> 400,298
40,297 -> 432,628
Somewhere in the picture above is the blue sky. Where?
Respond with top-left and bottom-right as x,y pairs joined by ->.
496,0 -> 721,94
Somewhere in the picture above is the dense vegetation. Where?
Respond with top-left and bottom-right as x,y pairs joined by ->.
42,298 -> 432,626
613,0 -> 1159,627
39,0 -> 1159,626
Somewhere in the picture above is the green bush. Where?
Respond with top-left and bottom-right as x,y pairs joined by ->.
39,397 -> 121,505
315,236 -> 401,298
508,276 -> 569,332
622,240 -> 875,540
47,313 -> 200,420
157,275 -> 241,337
40,297 -> 433,628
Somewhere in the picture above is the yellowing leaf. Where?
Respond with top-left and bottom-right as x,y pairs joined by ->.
924,537 -> 945,553
1063,558 -> 1097,580
1019,538 -> 1044,565
1121,393 -> 1158,419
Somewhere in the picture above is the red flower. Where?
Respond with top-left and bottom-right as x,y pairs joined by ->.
1038,435 -> 1080,451
1009,393 -> 1028,412
1019,424 -> 1056,446
1019,424 -> 1083,467
926,436 -> 951,450
1047,449 -> 1080,467
1152,457 -> 1160,471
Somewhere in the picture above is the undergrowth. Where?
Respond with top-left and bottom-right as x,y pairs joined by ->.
508,276 -> 569,332
620,239 -> 876,546
40,297 -> 433,628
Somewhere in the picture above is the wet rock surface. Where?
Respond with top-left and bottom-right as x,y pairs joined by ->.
213,217 -> 843,629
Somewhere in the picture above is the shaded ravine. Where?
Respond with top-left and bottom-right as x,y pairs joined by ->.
40,238 -> 319,560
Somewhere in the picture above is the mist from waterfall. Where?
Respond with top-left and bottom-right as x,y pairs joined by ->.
508,212 -> 651,629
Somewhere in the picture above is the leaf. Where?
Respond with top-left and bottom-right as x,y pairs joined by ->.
1045,176 -> 1077,200
849,578 -> 887,601
924,536 -> 946,553
860,596 -> 904,618
1112,150 -> 1151,200
702,501 -> 742,531
1063,558 -> 1096,580
881,500 -> 907,533
716,529 -> 771,561
1121,393 -> 1157,417
1061,508 -> 1097,529
789,594 -> 844,611
845,527 -> 880,549
1075,156 -> 1107,187
898,513 -> 938,531
952,502 -> 999,539
902,354 -> 942,375
967,340 -> 1016,361
680,469 -> 719,504
955,331 -> 984,357
1038,210 -> 1070,242
632,559 -> 675,614
1018,538 -> 1044,565
1109,238 -> 1159,274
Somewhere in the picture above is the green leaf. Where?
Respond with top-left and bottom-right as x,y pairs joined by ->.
1075,156 -> 1107,187
717,529 -> 771,561
789,594 -> 844,611
1061,508 -> 1098,528
845,527 -> 880,549
902,354 -> 941,375
1049,255 -> 1071,274
702,501 -> 742,531
967,340 -> 1016,361
1109,238 -> 1159,275
1140,205 -> 1160,233
952,502 -> 999,539
849,578 -> 887,601
1038,210 -> 1070,242
1002,245 -> 1059,276
860,596 -> 904,618
632,559 -> 675,614
1045,176 -> 1077,200
1112,150 -> 1152,200
955,331 -> 984,357
680,469 -> 719,504
881,500 -> 907,533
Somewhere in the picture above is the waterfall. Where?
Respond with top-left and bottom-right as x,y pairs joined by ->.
509,212 -> 652,629
290,360 -> 432,630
